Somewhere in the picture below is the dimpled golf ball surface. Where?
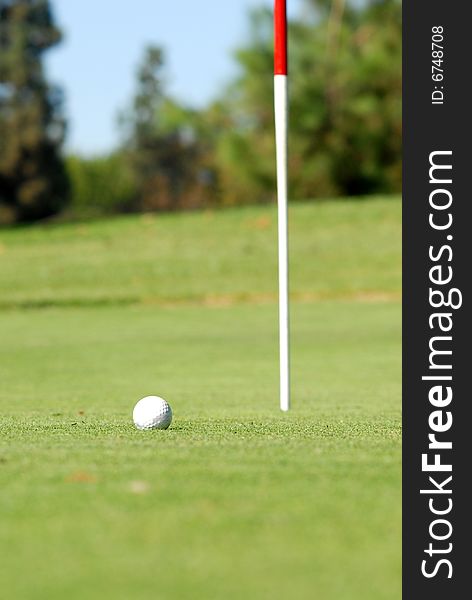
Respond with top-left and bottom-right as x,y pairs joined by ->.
133,396 -> 173,430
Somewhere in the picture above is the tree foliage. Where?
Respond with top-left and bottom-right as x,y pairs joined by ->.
0,1 -> 401,222
216,0 -> 401,204
0,0 -> 69,224
120,0 -> 401,210
120,46 -> 218,212
66,153 -> 137,217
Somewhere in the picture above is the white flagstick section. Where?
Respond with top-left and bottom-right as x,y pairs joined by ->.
274,74 -> 290,412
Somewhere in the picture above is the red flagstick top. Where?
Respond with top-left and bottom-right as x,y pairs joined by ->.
274,0 -> 288,75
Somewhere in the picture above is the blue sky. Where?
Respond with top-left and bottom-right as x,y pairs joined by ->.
46,0 -> 302,155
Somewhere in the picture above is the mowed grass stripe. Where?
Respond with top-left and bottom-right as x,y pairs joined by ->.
0,197 -> 401,308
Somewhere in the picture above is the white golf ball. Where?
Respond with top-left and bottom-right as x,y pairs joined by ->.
133,396 -> 173,430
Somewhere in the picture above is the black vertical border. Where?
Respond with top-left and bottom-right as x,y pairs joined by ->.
403,2 -> 471,598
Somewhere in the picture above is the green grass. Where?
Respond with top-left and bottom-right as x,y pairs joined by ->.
0,197 -> 401,599
0,196 -> 400,307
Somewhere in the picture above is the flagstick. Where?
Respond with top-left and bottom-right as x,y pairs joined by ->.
274,0 -> 290,411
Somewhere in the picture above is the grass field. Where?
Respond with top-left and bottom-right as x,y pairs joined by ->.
0,197 -> 401,599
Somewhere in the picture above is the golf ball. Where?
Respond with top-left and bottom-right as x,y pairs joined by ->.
133,396 -> 173,430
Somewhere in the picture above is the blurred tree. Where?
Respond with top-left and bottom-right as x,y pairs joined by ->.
212,8 -> 276,206
66,153 -> 137,218
217,0 -> 401,203
120,46 -> 218,211
0,0 -> 69,224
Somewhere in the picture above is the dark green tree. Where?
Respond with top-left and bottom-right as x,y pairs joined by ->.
216,0 -> 401,203
0,0 -> 69,224
121,46 -> 217,211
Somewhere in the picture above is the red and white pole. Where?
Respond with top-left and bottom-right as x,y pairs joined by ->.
274,0 -> 290,411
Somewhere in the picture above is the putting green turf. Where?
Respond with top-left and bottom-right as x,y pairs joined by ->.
0,198 -> 401,599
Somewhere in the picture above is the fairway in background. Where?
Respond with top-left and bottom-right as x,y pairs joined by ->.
0,198 -> 401,600
0,197 -> 400,308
